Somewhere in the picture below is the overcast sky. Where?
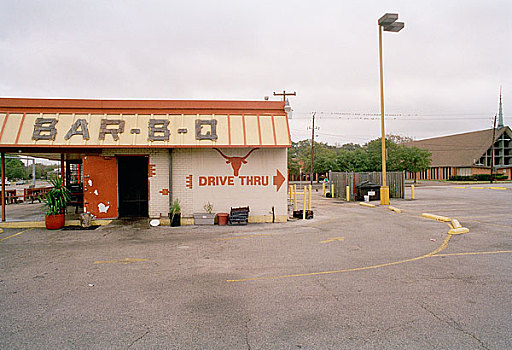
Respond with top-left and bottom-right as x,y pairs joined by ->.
1,0 -> 510,145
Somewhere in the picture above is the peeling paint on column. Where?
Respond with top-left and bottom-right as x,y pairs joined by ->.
94,190 -> 99,195
98,203 -> 110,213
88,180 -> 93,186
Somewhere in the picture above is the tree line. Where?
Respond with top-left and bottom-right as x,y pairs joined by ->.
4,156 -> 58,181
288,135 -> 432,179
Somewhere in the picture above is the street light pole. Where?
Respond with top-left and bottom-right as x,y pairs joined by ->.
378,23 -> 388,205
377,13 -> 404,205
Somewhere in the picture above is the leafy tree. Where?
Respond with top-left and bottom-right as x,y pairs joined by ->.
287,135 -> 431,180
394,146 -> 432,183
5,156 -> 27,180
336,149 -> 371,172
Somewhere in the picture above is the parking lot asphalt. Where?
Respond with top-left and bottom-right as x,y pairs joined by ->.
1,184 -> 511,349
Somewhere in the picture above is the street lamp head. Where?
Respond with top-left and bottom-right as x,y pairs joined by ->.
384,21 -> 404,32
378,13 -> 404,32
378,13 -> 398,26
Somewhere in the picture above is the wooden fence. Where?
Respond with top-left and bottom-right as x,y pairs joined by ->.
330,171 -> 405,201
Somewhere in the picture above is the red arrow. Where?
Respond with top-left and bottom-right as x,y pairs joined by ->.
273,169 -> 285,192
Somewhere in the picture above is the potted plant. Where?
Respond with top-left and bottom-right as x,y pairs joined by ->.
193,201 -> 216,225
43,176 -> 71,230
169,198 -> 181,227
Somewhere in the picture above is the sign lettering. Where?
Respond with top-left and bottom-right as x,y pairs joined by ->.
99,120 -> 125,141
32,118 -> 58,141
30,118 -> 221,143
64,119 -> 90,140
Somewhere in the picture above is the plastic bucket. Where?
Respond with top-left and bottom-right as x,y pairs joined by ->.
217,213 -> 229,226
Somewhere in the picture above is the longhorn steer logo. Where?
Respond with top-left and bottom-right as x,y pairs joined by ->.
213,148 -> 259,176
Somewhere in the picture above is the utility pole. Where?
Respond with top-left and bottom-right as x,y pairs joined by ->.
490,114 -> 497,184
309,112 -> 316,185
273,90 -> 296,102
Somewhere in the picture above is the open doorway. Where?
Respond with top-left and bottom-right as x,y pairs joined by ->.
117,156 -> 148,217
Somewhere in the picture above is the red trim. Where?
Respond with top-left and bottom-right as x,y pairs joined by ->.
242,114 -> 247,146
0,98 -> 286,115
271,115 -> 277,145
0,112 -> 9,141
227,114 -> 231,146
257,114 -> 262,146
15,113 -> 26,144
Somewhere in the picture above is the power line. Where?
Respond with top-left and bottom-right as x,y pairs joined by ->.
290,111 -> 495,120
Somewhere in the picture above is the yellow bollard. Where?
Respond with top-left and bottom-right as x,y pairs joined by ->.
346,185 -> 350,202
322,182 -> 326,196
293,185 -> 297,211
303,186 -> 307,220
289,185 -> 293,201
308,184 -> 312,210
331,184 -> 335,198
411,185 -> 415,200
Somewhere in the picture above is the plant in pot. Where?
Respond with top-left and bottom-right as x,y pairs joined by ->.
43,176 -> 71,229
169,198 -> 181,227
193,201 -> 216,225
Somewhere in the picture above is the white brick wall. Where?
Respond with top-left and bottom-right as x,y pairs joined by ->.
171,149 -> 193,216
171,148 -> 287,220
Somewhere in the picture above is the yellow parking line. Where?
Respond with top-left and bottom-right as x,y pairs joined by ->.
432,250 -> 512,257
227,234 -> 453,283
93,258 -> 148,264
320,237 -> 345,244
216,233 -> 272,241
488,187 -> 508,190
0,228 -> 33,242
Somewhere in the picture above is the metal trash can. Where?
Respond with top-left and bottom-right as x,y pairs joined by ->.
355,181 -> 381,201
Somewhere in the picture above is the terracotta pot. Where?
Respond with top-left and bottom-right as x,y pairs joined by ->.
45,214 -> 65,230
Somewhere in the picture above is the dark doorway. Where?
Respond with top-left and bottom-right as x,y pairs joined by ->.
117,156 -> 148,217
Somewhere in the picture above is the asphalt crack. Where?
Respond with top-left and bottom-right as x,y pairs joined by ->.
244,318 -> 251,350
420,304 -> 490,350
127,328 -> 150,349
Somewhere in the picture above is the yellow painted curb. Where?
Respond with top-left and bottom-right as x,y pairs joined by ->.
448,227 -> 470,235
387,206 -> 402,213
359,202 -> 376,208
450,219 -> 462,229
470,186 -> 485,189
0,219 -> 112,229
0,221 -> 45,228
489,187 -> 507,190
421,213 -> 451,222
422,213 -> 469,235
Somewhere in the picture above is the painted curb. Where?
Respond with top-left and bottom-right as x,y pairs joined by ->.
0,219 -> 112,229
359,202 -> 376,208
422,213 -> 469,235
421,213 -> 451,222
387,206 -> 402,213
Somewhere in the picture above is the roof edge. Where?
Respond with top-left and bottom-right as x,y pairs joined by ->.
0,98 -> 286,113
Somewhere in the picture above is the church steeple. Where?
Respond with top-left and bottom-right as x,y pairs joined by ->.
498,87 -> 504,129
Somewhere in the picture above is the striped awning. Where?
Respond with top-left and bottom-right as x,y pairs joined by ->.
0,99 -> 291,149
